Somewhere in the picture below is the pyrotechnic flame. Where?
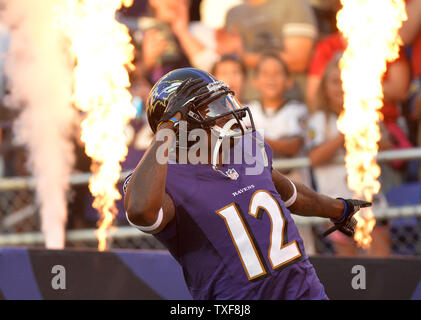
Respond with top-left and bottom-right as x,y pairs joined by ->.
57,0 -> 136,251
336,0 -> 407,249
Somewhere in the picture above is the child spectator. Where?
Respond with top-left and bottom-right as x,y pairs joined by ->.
248,53 -> 315,254
250,53 -> 311,185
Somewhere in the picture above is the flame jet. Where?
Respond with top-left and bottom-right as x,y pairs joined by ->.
337,0 -> 407,248
57,0 -> 136,251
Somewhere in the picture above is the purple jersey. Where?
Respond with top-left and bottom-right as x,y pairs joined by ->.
126,137 -> 327,300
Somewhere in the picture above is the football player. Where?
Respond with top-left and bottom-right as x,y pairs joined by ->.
123,67 -> 370,300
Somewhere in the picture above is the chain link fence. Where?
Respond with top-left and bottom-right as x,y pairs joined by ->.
0,189 -> 39,233
0,149 -> 421,256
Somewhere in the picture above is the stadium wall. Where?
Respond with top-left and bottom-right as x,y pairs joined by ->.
0,248 -> 420,300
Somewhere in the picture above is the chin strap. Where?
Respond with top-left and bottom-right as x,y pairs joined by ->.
211,119 -> 268,178
211,119 -> 240,178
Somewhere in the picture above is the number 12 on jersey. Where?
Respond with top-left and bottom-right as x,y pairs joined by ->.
216,190 -> 302,280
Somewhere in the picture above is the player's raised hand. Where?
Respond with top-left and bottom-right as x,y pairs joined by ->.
323,198 -> 372,237
160,78 -> 212,124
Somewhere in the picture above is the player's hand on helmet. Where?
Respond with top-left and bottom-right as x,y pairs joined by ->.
323,198 -> 372,237
160,78 -> 212,125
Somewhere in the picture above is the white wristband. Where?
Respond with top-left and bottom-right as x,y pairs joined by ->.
284,179 -> 297,208
126,208 -> 164,232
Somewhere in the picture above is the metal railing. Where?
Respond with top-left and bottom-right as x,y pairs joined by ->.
0,147 -> 420,251
1,147 -> 420,190
272,147 -> 421,169
2,204 -> 421,246
0,226 -> 153,246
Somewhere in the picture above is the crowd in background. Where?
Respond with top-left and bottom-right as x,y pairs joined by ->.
1,0 -> 421,256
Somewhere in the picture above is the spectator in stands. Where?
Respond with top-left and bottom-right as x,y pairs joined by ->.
137,0 -> 218,83
224,0 -> 317,72
248,52 -> 315,254
149,0 -> 245,74
137,0 -> 191,83
222,0 -> 318,101
307,55 -> 395,256
306,32 -> 346,111
306,33 -> 411,111
250,53 -> 310,184
400,0 -> 421,181
211,55 -> 247,103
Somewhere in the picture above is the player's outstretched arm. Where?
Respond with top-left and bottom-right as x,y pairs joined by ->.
271,169 -> 371,236
272,168 -> 344,219
124,121 -> 176,234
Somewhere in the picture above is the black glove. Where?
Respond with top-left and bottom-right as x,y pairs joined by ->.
323,198 -> 372,237
160,78 -> 212,124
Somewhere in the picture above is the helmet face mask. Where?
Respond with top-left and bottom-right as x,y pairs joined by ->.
191,93 -> 253,135
175,92 -> 255,153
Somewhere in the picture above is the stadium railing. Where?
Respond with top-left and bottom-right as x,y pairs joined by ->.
0,147 -> 421,254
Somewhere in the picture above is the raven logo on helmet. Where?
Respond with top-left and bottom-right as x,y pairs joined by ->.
148,80 -> 182,116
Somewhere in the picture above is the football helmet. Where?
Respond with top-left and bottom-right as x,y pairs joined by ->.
146,68 -> 254,133
146,67 -> 267,177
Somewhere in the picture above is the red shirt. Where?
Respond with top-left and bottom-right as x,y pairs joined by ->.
309,32 -> 407,123
308,33 -> 346,77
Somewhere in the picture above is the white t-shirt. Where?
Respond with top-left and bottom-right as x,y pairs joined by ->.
247,100 -> 311,186
247,100 -> 308,140
306,111 -> 353,199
